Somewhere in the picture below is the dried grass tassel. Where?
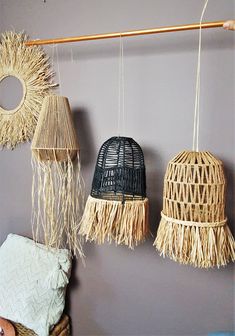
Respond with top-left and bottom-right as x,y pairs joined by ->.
79,136 -> 149,249
79,195 -> 149,249
32,152 -> 84,257
31,95 -> 84,258
154,151 -> 235,268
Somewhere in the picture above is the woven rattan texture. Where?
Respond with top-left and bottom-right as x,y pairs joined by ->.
154,150 -> 235,268
91,136 -> 146,201
162,151 -> 226,223
13,315 -> 70,336
31,95 -> 79,162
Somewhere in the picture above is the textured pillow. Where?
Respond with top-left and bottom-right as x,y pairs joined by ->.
0,234 -> 71,336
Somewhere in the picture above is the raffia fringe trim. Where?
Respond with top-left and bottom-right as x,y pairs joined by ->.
79,195 -> 149,249
32,153 -> 85,259
154,213 -> 235,268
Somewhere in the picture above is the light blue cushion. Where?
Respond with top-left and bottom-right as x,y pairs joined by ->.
0,234 -> 71,336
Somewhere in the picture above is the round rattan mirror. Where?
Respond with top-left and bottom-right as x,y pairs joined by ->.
0,32 -> 56,148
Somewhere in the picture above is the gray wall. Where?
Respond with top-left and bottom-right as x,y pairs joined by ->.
0,1 -> 234,335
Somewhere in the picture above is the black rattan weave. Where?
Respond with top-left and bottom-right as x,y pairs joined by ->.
91,136 -> 146,202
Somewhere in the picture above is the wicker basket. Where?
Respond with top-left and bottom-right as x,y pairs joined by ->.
91,136 -> 146,201
79,136 -> 149,248
13,315 -> 70,336
154,151 -> 235,268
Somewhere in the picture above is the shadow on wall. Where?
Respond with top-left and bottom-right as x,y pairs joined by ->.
65,259 -> 80,317
142,146 -> 164,239
65,259 -> 109,336
65,253 -> 112,336
67,106 -> 101,330
72,107 -> 96,168
223,161 -> 235,234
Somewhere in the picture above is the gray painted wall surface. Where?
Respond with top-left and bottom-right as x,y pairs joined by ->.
0,1 -> 234,335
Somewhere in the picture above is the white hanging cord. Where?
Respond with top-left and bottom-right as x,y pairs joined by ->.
192,0 -> 209,151
70,47 -> 75,64
55,44 -> 62,94
121,37 -> 125,135
117,34 -> 125,136
49,44 -> 55,69
48,44 -> 57,87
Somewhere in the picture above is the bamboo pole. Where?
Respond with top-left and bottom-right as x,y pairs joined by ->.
25,20 -> 225,46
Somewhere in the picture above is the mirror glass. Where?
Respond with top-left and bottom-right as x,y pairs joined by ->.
0,76 -> 24,111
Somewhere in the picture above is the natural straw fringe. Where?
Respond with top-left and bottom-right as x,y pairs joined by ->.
154,150 -> 235,268
0,32 -> 56,148
32,151 -> 85,259
154,215 -> 235,268
79,195 -> 149,249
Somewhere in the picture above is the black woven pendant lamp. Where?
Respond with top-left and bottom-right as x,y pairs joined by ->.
79,136 -> 149,248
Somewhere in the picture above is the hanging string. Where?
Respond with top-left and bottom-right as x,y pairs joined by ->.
121,37 -> 125,135
49,43 -> 56,73
55,44 -> 62,94
117,34 -> 125,136
70,47 -> 75,64
48,44 -> 58,88
192,0 -> 209,151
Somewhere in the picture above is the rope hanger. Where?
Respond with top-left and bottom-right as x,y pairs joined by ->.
25,21 -> 225,46
192,0 -> 209,152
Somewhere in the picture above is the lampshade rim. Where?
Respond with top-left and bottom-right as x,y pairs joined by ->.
161,211 -> 227,228
31,147 -> 79,150
88,194 -> 148,204
170,150 -> 223,165
43,94 -> 69,100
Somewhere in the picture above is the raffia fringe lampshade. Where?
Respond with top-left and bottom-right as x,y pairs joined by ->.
79,136 -> 149,249
31,95 -> 84,258
154,151 -> 235,268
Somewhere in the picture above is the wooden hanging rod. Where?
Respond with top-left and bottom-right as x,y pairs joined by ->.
25,20 -> 225,46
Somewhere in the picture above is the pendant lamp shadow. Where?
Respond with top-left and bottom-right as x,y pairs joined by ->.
79,136 -> 149,248
154,151 -> 235,268
31,95 -> 84,258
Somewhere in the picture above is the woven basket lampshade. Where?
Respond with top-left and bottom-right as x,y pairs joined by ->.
31,95 -> 84,258
31,95 -> 79,161
154,151 -> 235,268
91,136 -> 146,201
79,136 -> 149,248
